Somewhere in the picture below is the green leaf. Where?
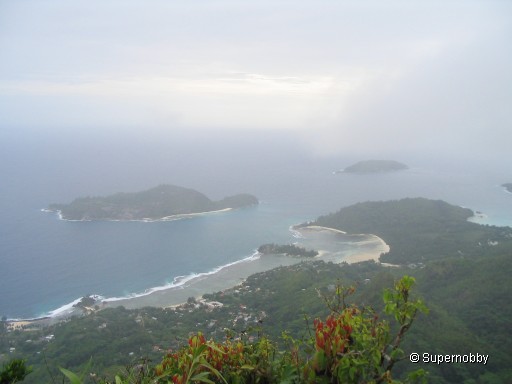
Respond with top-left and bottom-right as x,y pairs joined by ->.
59,367 -> 83,384
390,348 -> 405,360
373,351 -> 382,366
314,350 -> 327,371
349,366 -> 357,380
407,368 -> 429,384
190,371 -> 216,384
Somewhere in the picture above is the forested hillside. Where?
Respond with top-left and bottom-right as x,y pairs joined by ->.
3,198 -> 512,383
3,255 -> 511,383
311,198 -> 512,264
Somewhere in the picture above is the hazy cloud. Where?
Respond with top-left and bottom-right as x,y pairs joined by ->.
1,0 -> 511,158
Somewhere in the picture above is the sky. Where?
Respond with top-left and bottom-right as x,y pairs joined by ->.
1,0 -> 511,159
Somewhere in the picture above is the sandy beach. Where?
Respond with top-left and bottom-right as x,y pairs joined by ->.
9,225 -> 389,328
6,320 -> 35,331
99,225 -> 389,310
100,253 -> 301,310
5,318 -> 55,331
149,208 -> 233,222
46,207 -> 233,222
295,225 -> 389,264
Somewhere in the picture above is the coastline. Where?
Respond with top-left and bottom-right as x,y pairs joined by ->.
42,207 -> 233,222
8,225 -> 390,328
294,225 -> 389,264
137,224 -> 390,312
297,225 -> 347,235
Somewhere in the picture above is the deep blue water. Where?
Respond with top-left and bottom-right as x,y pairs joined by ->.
1,131 -> 511,319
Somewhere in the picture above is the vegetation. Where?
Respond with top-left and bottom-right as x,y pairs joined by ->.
4,253 -> 511,383
73,297 -> 98,310
0,359 -> 31,384
7,276 -> 427,384
311,197 -> 512,264
407,253 -> 512,382
340,160 -> 408,174
4,198 -> 512,383
140,276 -> 427,384
257,243 -> 318,257
47,185 -> 258,221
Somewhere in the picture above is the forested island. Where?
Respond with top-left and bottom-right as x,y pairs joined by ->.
503,183 -> 512,193
47,184 -> 258,221
336,160 -> 408,174
257,243 -> 318,257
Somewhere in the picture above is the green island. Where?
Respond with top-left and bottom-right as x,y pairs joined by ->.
257,243 -> 319,257
3,198 -> 512,383
337,160 -> 408,174
47,184 -> 258,221
502,183 -> 512,193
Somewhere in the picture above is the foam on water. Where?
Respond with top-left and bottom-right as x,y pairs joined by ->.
102,251 -> 260,303
27,251 -> 263,320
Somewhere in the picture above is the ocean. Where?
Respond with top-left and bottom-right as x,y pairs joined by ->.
1,130 -> 511,319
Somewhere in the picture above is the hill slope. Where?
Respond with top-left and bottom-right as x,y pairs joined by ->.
342,160 -> 408,173
311,197 -> 512,264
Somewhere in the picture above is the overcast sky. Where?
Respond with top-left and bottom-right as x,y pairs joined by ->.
1,0 -> 511,158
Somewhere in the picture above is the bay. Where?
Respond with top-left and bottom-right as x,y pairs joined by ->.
1,132 -> 511,319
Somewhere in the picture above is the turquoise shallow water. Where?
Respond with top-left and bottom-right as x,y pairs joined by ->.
1,134 -> 511,319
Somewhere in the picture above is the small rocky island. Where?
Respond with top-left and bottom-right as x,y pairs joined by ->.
336,160 -> 408,174
257,243 -> 318,258
502,183 -> 512,193
48,184 -> 258,221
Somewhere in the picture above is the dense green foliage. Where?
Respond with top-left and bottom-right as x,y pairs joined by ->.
0,262 -> 384,383
4,254 -> 511,383
342,160 -> 408,173
257,243 -> 318,257
4,198 -> 512,383
140,276 -> 427,384
8,277 -> 428,384
48,185 -> 258,221
407,253 -> 512,382
0,359 -> 31,384
312,198 -> 512,264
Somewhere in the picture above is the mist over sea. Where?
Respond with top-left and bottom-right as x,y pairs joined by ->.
1,130 -> 511,319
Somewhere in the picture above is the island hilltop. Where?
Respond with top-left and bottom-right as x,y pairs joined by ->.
48,184 -> 258,221
337,160 -> 408,174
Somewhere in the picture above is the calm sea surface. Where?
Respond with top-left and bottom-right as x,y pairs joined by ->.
1,132 -> 511,319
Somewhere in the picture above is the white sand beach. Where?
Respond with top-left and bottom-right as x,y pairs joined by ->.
100,225 -> 390,311
295,225 -> 389,264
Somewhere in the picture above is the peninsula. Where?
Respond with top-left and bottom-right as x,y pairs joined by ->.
47,184 -> 258,221
336,160 -> 408,174
307,197 -> 512,264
